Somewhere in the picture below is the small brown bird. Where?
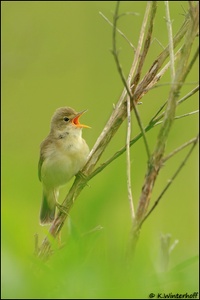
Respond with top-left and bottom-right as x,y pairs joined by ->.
38,107 -> 90,225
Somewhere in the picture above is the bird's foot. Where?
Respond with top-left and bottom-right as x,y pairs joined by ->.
76,171 -> 87,180
76,171 -> 90,187
56,203 -> 68,215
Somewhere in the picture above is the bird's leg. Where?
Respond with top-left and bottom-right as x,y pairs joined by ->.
54,189 -> 68,216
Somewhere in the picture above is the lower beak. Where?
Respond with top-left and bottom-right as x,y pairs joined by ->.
72,109 -> 91,128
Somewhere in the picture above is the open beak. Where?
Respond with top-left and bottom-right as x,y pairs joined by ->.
71,109 -> 91,128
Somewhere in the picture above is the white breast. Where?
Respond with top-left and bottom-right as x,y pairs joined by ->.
41,134 -> 89,188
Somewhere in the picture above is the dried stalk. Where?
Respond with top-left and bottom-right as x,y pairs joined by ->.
140,134 -> 199,228
164,1 -> 175,80
37,2 -> 198,259
130,1 -> 199,252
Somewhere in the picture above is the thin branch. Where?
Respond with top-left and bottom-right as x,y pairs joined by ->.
112,1 -> 151,207
118,12 -> 140,19
151,37 -> 165,50
164,1 -> 175,80
174,110 -> 199,119
88,82 -> 198,181
130,2 -> 152,76
149,101 -> 167,124
112,2 -> 128,91
140,134 -> 199,228
183,45 -> 199,80
99,11 -> 136,50
177,85 -> 199,105
112,1 -> 151,161
112,1 -> 135,221
151,85 -> 199,125
135,47 -> 182,102
137,36 -> 198,101
162,135 -> 199,163
131,1 -> 157,88
111,2 -> 158,219
126,94 -> 135,220
132,14 -> 191,103
153,81 -> 199,88
155,109 -> 199,126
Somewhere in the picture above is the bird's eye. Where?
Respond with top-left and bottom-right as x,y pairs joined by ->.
63,117 -> 69,122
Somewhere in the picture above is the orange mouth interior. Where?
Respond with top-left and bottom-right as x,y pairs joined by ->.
72,114 -> 90,128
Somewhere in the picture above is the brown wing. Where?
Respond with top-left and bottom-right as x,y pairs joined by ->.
38,154 -> 43,182
38,137 -> 51,181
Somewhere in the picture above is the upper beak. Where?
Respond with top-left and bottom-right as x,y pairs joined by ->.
71,109 -> 91,128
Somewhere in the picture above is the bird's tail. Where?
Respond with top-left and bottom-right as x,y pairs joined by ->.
40,189 -> 58,225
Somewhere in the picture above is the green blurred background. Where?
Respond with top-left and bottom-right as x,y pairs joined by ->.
2,1 -> 198,299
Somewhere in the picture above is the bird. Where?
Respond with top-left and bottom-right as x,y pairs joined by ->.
38,107 -> 90,225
